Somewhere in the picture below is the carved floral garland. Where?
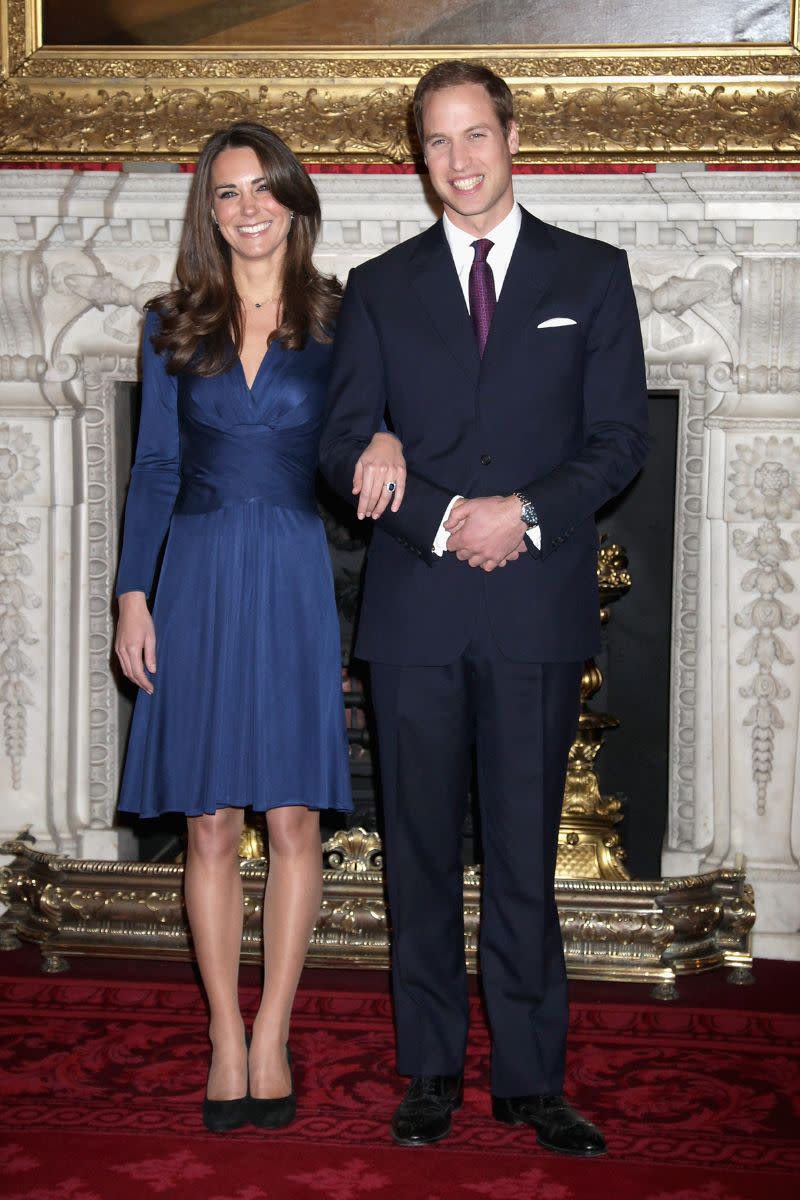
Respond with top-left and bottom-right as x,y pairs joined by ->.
0,423 -> 41,790
730,436 -> 800,815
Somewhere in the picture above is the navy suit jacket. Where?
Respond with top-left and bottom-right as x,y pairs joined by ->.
320,207 -> 649,666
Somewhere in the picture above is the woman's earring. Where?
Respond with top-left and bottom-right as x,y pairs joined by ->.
211,210 -> 219,227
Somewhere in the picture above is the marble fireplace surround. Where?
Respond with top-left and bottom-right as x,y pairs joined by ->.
0,168 -> 798,960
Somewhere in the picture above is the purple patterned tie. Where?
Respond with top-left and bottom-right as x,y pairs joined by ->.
469,238 -> 496,357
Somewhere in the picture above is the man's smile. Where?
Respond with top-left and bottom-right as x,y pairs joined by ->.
451,175 -> 484,193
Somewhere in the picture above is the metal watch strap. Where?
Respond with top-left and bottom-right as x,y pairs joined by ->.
513,491 -> 538,530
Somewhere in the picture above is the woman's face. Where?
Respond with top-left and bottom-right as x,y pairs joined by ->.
210,145 -> 293,267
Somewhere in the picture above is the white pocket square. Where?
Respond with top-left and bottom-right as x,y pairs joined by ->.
537,317 -> 577,328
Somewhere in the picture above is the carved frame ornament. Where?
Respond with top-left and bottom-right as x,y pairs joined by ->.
1,0 -> 799,162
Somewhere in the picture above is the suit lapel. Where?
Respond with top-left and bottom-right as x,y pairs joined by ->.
409,221 -> 481,385
482,209 -> 559,372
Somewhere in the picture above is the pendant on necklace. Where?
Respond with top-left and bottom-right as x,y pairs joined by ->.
254,302 -> 263,308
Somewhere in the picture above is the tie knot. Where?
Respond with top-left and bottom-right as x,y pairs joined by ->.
471,238 -> 494,264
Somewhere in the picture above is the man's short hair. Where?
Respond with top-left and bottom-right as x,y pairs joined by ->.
412,60 -> 515,146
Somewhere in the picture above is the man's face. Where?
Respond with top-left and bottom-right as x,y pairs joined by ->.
421,82 -> 519,236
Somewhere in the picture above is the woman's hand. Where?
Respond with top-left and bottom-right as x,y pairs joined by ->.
352,431 -> 406,520
115,591 -> 157,694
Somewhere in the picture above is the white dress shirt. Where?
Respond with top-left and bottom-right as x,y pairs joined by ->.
443,202 -> 521,310
432,203 -> 541,555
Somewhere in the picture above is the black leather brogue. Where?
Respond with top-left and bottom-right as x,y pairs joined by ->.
492,1093 -> 606,1157
391,1074 -> 464,1146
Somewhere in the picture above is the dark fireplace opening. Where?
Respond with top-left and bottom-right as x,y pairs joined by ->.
115,384 -> 678,880
593,390 -> 679,878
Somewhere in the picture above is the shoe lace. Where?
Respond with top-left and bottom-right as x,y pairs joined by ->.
407,1076 -> 449,1101
521,1094 -> 586,1128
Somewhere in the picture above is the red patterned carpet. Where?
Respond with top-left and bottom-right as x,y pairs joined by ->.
0,950 -> 798,1200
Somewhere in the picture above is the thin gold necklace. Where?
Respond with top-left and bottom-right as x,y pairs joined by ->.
243,295 -> 281,310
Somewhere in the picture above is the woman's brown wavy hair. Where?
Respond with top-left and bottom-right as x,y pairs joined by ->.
150,122 -> 341,375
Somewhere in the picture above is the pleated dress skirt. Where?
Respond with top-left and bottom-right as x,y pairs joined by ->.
118,497 -> 352,818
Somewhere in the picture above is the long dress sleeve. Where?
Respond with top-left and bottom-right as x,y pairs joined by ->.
115,310 -> 181,597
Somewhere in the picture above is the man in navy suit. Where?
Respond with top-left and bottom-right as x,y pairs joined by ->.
320,60 -> 648,1155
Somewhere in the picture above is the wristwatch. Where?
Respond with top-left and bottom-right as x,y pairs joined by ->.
513,491 -> 539,531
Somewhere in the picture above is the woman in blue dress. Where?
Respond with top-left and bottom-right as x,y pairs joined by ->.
114,122 -> 405,1132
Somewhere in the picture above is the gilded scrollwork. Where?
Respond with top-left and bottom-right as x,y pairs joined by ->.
38,882 -> 64,921
323,828 -> 384,873
719,889 -> 757,940
559,910 -> 674,947
596,540 -> 631,600
1,79 -> 799,160
529,82 -> 800,155
12,51 -> 800,83
662,899 -> 722,936
1,0 -> 800,164
315,896 -> 389,944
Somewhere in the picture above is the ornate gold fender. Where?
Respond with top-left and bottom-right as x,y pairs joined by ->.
1,0 -> 799,162
0,833 -> 755,1000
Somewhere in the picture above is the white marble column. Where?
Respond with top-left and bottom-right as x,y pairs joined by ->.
699,255 -> 800,959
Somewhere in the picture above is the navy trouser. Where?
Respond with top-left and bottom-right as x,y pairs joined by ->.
371,629 -> 581,1098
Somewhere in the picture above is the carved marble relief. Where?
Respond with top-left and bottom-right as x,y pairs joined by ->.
730,437 -> 800,815
0,424 -> 41,790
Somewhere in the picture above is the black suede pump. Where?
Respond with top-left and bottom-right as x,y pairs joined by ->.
202,1033 -> 250,1132
202,1092 -> 251,1133
248,1045 -> 296,1130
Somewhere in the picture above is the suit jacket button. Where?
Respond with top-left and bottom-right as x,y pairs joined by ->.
480,454 -> 492,466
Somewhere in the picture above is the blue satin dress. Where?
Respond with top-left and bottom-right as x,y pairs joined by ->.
116,310 -> 352,818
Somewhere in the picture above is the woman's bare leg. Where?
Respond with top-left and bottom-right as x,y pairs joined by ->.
249,805 -> 322,1099
185,808 -> 247,1100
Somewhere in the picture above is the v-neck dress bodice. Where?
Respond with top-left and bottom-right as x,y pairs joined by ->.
115,310 -> 351,817
173,337 -> 326,516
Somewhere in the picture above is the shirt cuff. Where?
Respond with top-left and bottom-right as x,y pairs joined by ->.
525,524 -> 542,551
432,495 -> 463,557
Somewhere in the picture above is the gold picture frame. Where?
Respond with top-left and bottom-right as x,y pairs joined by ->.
1,1 -> 799,164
